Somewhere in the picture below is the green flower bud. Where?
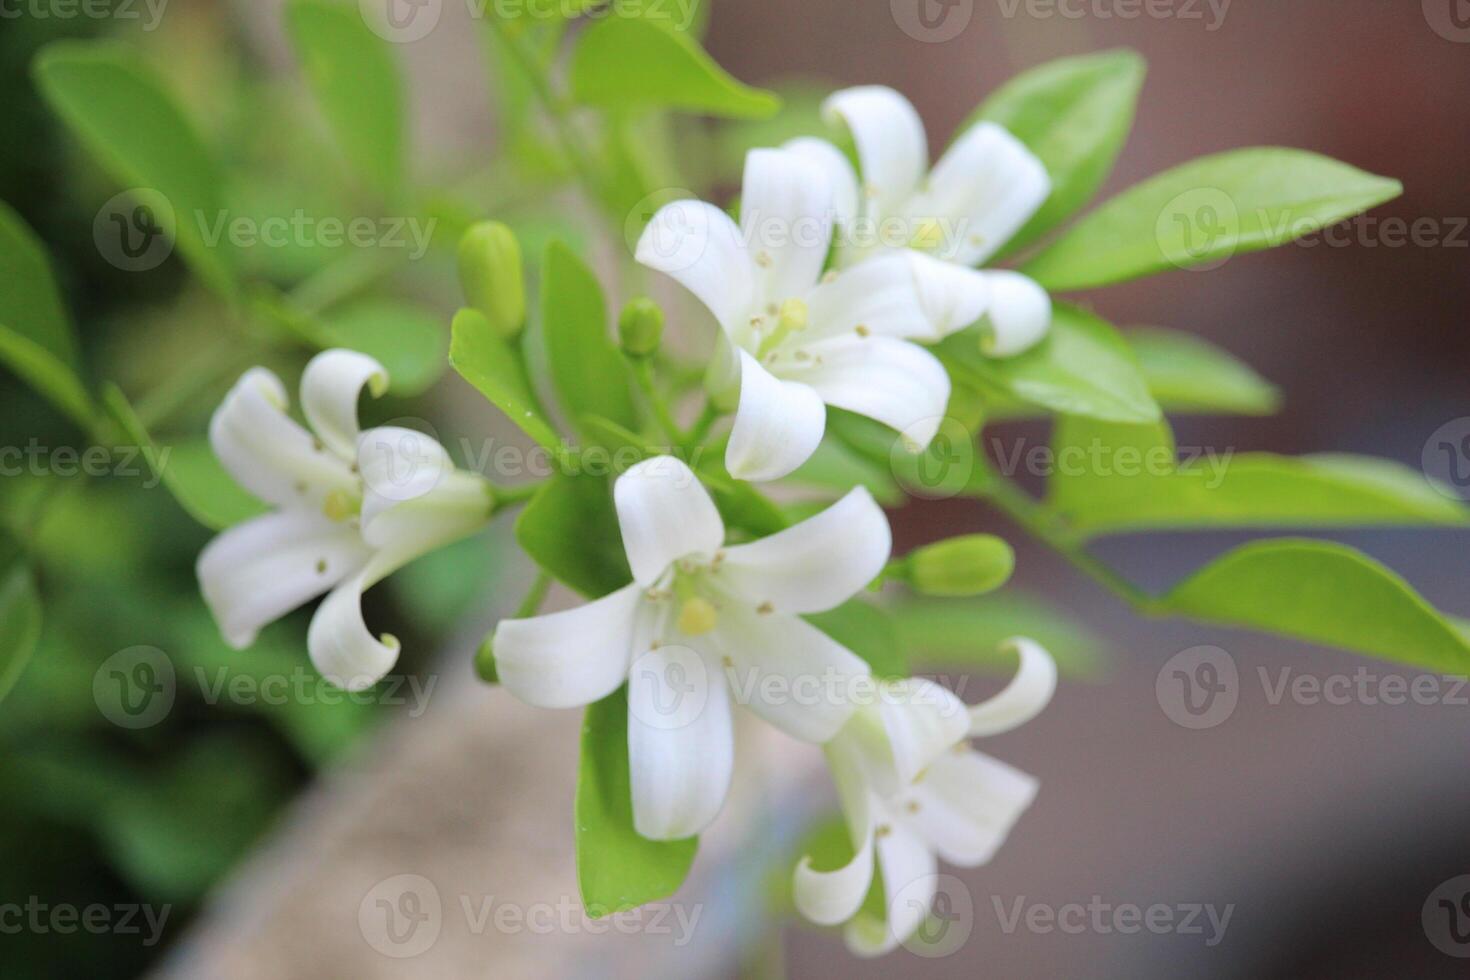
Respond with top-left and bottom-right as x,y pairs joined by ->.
906,535 -> 1015,597
474,635 -> 499,684
618,297 -> 664,358
458,222 -> 525,340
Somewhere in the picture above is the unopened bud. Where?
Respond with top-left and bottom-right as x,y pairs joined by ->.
458,221 -> 525,340
619,297 -> 664,358
906,535 -> 1015,597
475,635 -> 499,684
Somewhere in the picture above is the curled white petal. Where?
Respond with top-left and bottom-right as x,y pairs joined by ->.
614,456 -> 726,587
906,749 -> 1038,867
740,148 -> 833,304
718,487 -> 891,614
980,270 -> 1052,357
209,367 -> 356,510
197,509 -> 371,649
356,426 -> 457,533
912,120 -> 1051,266
795,738 -> 878,925
789,335 -> 950,452
876,676 -> 971,791
300,349 -> 388,460
307,572 -> 401,692
726,350 -> 827,482
492,584 -> 642,709
823,86 -> 928,222
636,199 -> 755,336
906,250 -> 992,340
967,636 -> 1058,737
783,136 -> 860,238
845,820 -> 936,957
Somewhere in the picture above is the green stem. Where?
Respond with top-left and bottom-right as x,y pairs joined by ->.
632,359 -> 683,448
683,400 -> 721,449
491,479 -> 545,509
515,570 -> 553,619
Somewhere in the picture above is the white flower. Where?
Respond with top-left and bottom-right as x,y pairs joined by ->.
636,149 -> 958,482
198,350 -> 493,692
785,85 -> 1055,357
793,638 -> 1057,956
491,455 -> 890,840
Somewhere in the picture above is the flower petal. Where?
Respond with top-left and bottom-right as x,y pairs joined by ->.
356,426 -> 457,533
804,251 -> 934,343
614,455 -> 726,587
980,270 -> 1052,357
909,120 -> 1050,266
717,487 -> 891,614
628,645 -> 734,840
197,509 -> 371,649
783,136 -> 860,237
905,748 -> 1038,866
794,738 -> 877,926
209,367 -> 357,511
726,350 -> 827,482
906,250 -> 992,339
300,349 -> 388,460
307,571 -> 402,692
875,677 -> 970,790
784,335 -> 951,451
740,147 -> 833,304
823,86 -> 928,222
636,199 -> 755,336
845,819 -> 937,957
716,603 -> 870,743
492,584 -> 643,708
967,637 -> 1057,737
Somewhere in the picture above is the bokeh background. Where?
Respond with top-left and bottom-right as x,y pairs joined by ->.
2,0 -> 1468,977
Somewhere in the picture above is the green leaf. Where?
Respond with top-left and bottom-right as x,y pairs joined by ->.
0,324 -> 96,433
1161,539 -> 1470,674
1023,148 -> 1403,290
789,437 -> 904,506
101,384 -> 265,531
450,307 -> 563,451
569,17 -> 780,119
33,41 -> 236,297
971,49 -> 1145,253
576,685 -> 698,916
1128,326 -> 1280,416
314,300 -> 448,396
805,600 -> 906,680
0,564 -> 42,705
937,303 -> 1160,423
891,594 -> 1106,680
1047,416 -> 1469,537
540,242 -> 637,439
0,200 -> 79,369
284,0 -> 405,199
516,474 -> 631,597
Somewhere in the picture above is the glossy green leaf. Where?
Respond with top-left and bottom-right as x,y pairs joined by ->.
1128,326 -> 1280,415
805,600 -> 906,680
0,325 -> 96,433
450,307 -> 563,451
34,41 -> 236,296
576,685 -> 698,916
102,384 -> 265,531
516,474 -> 630,597
541,242 -> 637,439
0,201 -> 78,369
1161,539 -> 1470,673
569,17 -> 780,119
315,300 -> 447,396
938,303 -> 1160,424
890,594 -> 1105,680
0,564 -> 42,704
971,49 -> 1145,252
1023,148 -> 1402,290
285,0 -> 405,199
1048,416 -> 1468,537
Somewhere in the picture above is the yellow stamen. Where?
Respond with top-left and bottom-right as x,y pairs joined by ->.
677,596 -> 719,636
322,488 -> 359,522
